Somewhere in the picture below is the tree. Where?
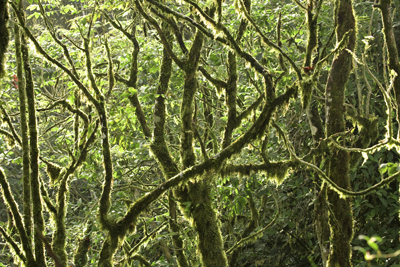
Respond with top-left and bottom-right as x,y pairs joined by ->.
0,0 -> 399,266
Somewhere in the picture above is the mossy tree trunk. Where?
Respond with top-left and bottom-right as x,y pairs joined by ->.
13,2 -> 32,241
376,0 -> 400,133
174,29 -> 229,267
325,0 -> 356,266
21,7 -> 47,264
301,1 -> 331,265
149,22 -> 189,267
0,0 -> 9,78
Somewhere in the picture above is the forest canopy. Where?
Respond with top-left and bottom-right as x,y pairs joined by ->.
0,0 -> 399,266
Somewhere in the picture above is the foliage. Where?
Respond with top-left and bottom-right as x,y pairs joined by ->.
0,0 -> 399,266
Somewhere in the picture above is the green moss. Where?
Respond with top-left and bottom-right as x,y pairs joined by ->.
0,0 -> 9,78
45,161 -> 65,185
73,221 -> 93,267
300,79 -> 313,110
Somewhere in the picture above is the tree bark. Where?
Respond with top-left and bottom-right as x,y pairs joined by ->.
376,0 -> 400,135
0,0 -> 9,78
325,0 -> 356,266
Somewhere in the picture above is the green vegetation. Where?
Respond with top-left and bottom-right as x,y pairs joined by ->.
0,0 -> 399,266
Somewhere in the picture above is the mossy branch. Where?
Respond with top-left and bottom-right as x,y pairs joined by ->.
180,30 -> 204,167
11,1 -> 99,108
276,122 -> 400,198
134,0 -> 184,68
363,52 -> 396,139
37,0 -> 79,77
0,168 -> 35,264
0,0 -> 9,78
131,254 -> 152,267
198,66 -> 227,89
238,0 -> 301,80
0,225 -> 26,263
0,103 -> 22,145
234,93 -> 264,128
375,0 -> 400,110
34,225 -> 63,267
0,128 -> 16,146
105,37 -> 115,101
312,29 -> 353,78
223,161 -> 296,185
101,10 -> 134,40
146,0 -> 229,46
83,39 -> 103,99
73,221 -> 93,267
150,21 -> 179,178
150,7 -> 188,55
226,192 -> 280,254
40,181 -> 57,214
292,0 -> 307,10
193,120 -> 209,160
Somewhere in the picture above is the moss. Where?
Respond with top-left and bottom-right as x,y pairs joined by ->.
45,161 -> 65,185
98,234 -> 119,267
188,180 -> 228,267
300,78 -> 313,110
0,168 -> 36,265
325,0 -> 356,265
73,221 -> 93,267
0,0 -> 9,78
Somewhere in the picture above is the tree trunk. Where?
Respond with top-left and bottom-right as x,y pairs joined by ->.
325,0 -> 356,266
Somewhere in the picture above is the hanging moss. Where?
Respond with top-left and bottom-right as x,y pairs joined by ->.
44,160 -> 65,185
222,161 -> 295,185
0,0 -> 9,78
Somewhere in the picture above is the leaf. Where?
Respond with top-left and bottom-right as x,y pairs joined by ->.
234,196 -> 247,214
378,197 -> 387,207
379,163 -> 388,174
128,87 -> 137,95
387,162 -> 399,176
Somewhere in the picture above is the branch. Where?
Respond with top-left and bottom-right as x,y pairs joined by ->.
226,192 -> 280,254
133,0 -> 184,68
0,104 -> 22,145
145,0 -> 228,46
11,2 -> 99,108
0,225 -> 26,263
198,66 -> 227,89
274,122 -> 400,197
37,0 -> 79,77
118,84 -> 297,228
0,168 -> 35,264
238,0 -> 301,80
34,225 -> 63,267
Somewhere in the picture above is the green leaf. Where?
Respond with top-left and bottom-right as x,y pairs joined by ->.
378,197 -> 387,207
379,163 -> 388,174
387,162 -> 399,176
128,87 -> 137,95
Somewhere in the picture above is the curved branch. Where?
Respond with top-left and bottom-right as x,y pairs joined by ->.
0,226 -> 26,263
11,2 -> 99,108
133,0 -> 184,68
226,192 -> 280,254
275,122 -> 400,197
